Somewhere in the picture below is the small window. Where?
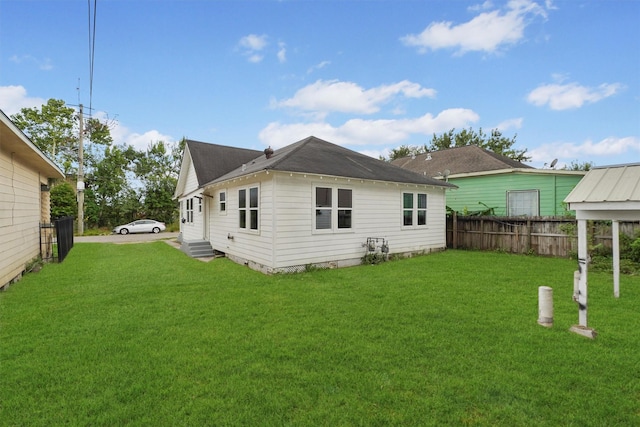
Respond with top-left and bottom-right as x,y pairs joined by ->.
219,191 -> 226,212
239,187 -> 259,231
198,197 -> 202,213
507,190 -> 539,216
185,198 -> 194,223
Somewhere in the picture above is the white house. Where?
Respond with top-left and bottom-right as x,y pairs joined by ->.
175,136 -> 457,273
174,139 -> 261,247
1,109 -> 65,288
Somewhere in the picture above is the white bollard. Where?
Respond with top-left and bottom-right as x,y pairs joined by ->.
538,286 -> 553,327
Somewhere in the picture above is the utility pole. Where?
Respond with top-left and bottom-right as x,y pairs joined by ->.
77,104 -> 85,235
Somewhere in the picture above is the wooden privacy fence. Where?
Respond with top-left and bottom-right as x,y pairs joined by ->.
446,213 -> 640,257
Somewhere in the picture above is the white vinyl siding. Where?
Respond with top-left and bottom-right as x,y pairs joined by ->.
178,157 -> 206,241
205,172 -> 448,273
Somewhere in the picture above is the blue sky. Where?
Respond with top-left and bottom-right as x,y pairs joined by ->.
1,0 -> 638,168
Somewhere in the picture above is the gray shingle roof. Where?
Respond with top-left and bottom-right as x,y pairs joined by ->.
391,145 -> 533,176
206,136 -> 456,188
186,139 -> 262,186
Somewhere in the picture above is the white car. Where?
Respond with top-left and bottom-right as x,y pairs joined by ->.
113,219 -> 166,235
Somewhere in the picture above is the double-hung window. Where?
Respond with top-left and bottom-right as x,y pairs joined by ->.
315,186 -> 353,231
185,198 -> 194,223
239,186 -> 259,231
402,192 -> 427,227
219,191 -> 226,213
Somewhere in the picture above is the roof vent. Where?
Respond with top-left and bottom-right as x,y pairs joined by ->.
264,146 -> 274,159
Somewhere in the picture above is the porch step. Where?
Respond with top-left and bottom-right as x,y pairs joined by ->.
181,240 -> 215,258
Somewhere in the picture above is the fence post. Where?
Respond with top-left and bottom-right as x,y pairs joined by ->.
452,211 -> 458,249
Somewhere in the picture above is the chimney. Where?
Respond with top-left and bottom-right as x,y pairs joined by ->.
264,146 -> 274,159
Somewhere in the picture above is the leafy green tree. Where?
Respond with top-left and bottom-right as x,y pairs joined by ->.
428,128 -> 530,162
50,181 -> 77,220
85,145 -> 138,227
563,160 -> 594,171
10,99 -> 113,174
133,140 -> 182,224
383,144 -> 429,161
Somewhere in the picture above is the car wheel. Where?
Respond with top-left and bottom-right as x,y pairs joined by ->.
152,227 -> 160,234
120,228 -> 129,235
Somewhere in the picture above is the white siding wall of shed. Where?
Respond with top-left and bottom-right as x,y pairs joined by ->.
0,150 -> 43,286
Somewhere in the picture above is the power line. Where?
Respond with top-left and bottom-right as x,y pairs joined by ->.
87,0 -> 97,116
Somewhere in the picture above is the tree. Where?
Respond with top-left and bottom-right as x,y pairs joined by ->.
85,145 -> 138,227
133,140 -> 183,224
383,144 -> 428,162
50,181 -> 77,220
11,98 -> 113,173
428,128 -> 530,162
563,160 -> 594,171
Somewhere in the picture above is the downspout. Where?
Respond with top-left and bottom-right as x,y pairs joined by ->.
553,175 -> 557,215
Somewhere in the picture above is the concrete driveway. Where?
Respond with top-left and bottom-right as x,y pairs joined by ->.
75,232 -> 179,244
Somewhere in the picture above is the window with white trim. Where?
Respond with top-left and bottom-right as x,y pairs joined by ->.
402,192 -> 427,227
185,198 -> 194,223
219,191 -> 226,213
507,190 -> 539,216
239,186 -> 259,231
314,186 -> 352,231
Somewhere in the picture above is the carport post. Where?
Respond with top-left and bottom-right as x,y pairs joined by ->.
612,220 -> 620,298
570,218 -> 596,339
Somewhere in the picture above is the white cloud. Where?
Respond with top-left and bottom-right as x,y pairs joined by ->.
238,34 -> 268,63
528,136 -> 640,165
307,60 -> 331,74
272,79 -> 437,118
277,42 -> 286,63
0,85 -> 46,116
9,54 -> 53,70
109,120 -> 175,151
401,0 -> 548,55
526,81 -> 623,110
258,108 -> 479,149
494,117 -> 523,131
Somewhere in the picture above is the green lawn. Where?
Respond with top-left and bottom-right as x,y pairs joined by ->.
1,243 -> 638,426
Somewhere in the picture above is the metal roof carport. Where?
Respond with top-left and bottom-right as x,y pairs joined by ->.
564,163 -> 640,338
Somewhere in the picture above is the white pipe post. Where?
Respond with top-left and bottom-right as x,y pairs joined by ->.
537,286 -> 553,327
612,220 -> 620,298
576,219 -> 589,327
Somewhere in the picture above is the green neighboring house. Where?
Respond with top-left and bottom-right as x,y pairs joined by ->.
392,145 -> 586,217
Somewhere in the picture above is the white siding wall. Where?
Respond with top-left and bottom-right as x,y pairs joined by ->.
179,161 -> 205,241
272,173 -> 447,269
0,150 -> 42,286
207,172 -> 448,272
209,175 -> 274,268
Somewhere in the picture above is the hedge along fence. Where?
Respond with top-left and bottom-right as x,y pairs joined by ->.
446,213 -> 640,257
